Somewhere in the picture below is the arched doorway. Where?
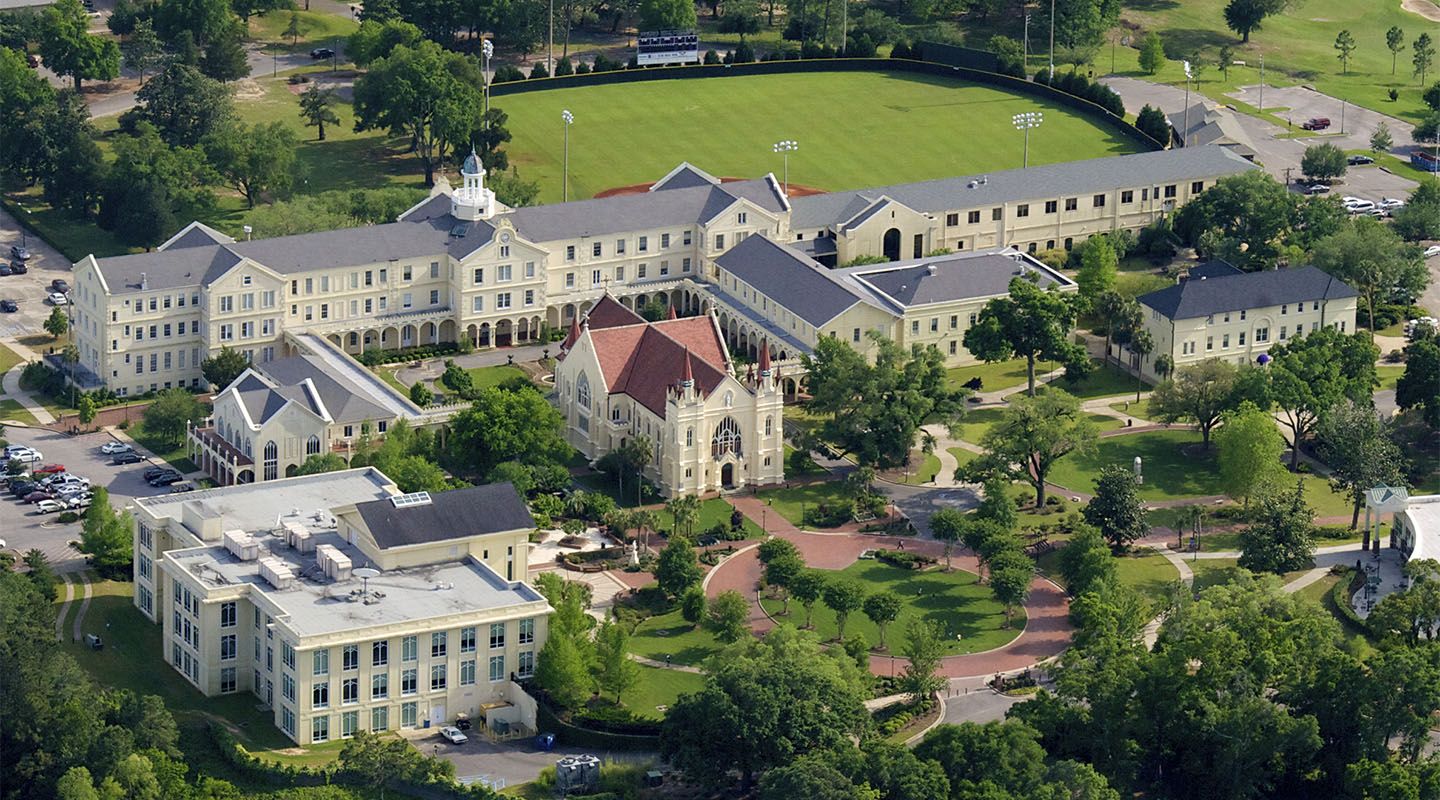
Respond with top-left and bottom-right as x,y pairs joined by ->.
721,462 -> 734,487
882,228 -> 901,261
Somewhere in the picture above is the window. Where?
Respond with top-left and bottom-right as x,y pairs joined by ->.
911,320 -> 919,335
1222,334 -> 1230,348
967,210 -> 981,224
342,644 -> 359,671
402,702 -> 418,728
496,293 -> 511,309
341,711 -> 358,738
401,668 -> 417,696
1044,200 -> 1057,213
371,707 -> 388,732
1065,198 -> 1078,211
402,266 -> 411,281
737,211 -> 748,224
946,213 -> 959,226
313,681 -> 329,709
525,262 -> 535,278
429,290 -> 439,305
518,651 -> 534,678
402,636 -> 417,662
1121,190 -> 1134,203
489,623 -> 505,649
712,417 -> 743,458
221,634 -> 236,660
565,245 -> 575,261
472,297 -> 484,313
282,642 -> 295,669
1164,184 -> 1177,199
991,207 -> 1002,221
139,554 -> 152,579
1206,336 -> 1214,351
342,678 -> 359,704
220,667 -> 236,693
525,289 -> 535,306
1016,204 -> 1030,218
1255,327 -> 1269,342
592,242 -> 602,258
460,626 -> 476,653
430,664 -> 447,691
282,708 -> 295,737
1239,332 -> 1247,345
372,641 -> 388,667
1191,181 -> 1204,193
431,632 -> 447,658
615,239 -> 626,254
949,341 -> 958,355
1279,325 -> 1287,340
715,234 -> 725,250
372,673 -> 388,699
312,716 -> 329,743
489,655 -> 505,682
576,372 -> 591,410
219,296 -> 233,313
263,441 -> 278,481
496,264 -> 512,283
1240,310 -> 1247,321
282,674 -> 295,702
460,659 -> 476,686
1093,194 -> 1106,208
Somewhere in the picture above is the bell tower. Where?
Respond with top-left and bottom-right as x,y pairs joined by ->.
451,148 -> 496,221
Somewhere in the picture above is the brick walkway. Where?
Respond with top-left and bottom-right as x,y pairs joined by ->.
721,496 -> 1072,679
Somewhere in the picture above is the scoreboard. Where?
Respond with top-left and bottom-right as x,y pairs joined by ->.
637,30 -> 700,66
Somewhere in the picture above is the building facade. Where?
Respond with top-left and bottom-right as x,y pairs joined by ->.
68,147 -> 1255,397
555,296 -> 784,496
131,470 -> 549,744
1126,261 -> 1358,382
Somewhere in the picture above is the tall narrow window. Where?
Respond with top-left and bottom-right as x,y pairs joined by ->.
711,417 -> 742,459
263,441 -> 278,481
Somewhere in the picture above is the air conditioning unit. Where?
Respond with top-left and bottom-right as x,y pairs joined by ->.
258,557 -> 294,590
223,529 -> 259,561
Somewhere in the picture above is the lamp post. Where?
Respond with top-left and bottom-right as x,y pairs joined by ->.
482,39 -> 493,119
561,109 -> 574,202
772,139 -> 798,196
1181,59 -> 1193,149
1048,0 -> 1055,79
1012,112 -> 1043,168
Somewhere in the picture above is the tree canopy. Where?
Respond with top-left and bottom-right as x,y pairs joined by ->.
199,346 -> 250,389
1266,326 -> 1379,468
1147,358 -> 1246,446
1311,217 -> 1428,331
39,0 -> 120,90
969,389 -> 1097,506
963,276 -> 1086,396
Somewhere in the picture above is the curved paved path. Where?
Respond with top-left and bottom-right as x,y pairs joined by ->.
70,572 -> 92,643
720,496 -> 1072,679
55,572 -> 74,641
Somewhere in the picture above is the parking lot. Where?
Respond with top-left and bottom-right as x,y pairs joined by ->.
421,730 -> 653,790
1,426 -> 180,572
0,205 -> 74,341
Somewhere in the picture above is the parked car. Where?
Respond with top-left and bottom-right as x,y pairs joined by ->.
47,292 -> 68,305
112,451 -> 144,465
35,499 -> 66,514
169,481 -> 198,493
9,244 -> 31,261
66,494 -> 93,510
1301,117 -> 1331,131
438,726 -> 467,745
100,441 -> 133,455
1346,200 -> 1377,213
50,279 -> 69,293
1424,245 -> 1440,258
8,260 -> 26,274
1347,154 -> 1374,165
309,47 -> 335,59
148,471 -> 183,487
9,481 -> 36,497
0,263 -> 11,277
8,447 -> 42,463
23,490 -> 55,503
143,466 -> 172,481
33,463 -> 66,476
1379,198 -> 1406,210
1304,183 -> 1331,195
0,300 -> 16,313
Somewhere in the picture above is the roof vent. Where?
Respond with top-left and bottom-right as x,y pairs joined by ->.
139,272 -> 148,290
390,491 -> 432,508
449,223 -> 468,238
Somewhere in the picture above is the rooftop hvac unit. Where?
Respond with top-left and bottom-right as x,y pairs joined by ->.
222,529 -> 259,561
258,557 -> 295,590
555,755 -> 601,794
316,544 -> 353,582
280,520 -> 315,553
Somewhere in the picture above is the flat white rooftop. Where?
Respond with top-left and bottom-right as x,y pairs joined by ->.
1402,495 -> 1440,564
169,529 -> 547,638
135,468 -> 397,534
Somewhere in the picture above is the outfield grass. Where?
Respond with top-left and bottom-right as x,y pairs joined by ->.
496,71 -> 1144,202
759,561 -> 1023,654
755,480 -> 856,527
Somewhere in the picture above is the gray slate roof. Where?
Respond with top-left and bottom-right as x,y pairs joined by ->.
353,483 -> 534,550
789,145 -> 1257,229
651,162 -> 721,191
713,235 -> 867,327
161,222 -> 235,251
506,178 -> 785,242
840,250 -> 1071,310
259,354 -> 392,424
1139,265 -> 1357,320
95,247 -> 244,294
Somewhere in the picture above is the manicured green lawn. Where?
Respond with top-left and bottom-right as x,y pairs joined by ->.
1376,365 -> 1404,392
630,609 -> 727,667
759,561 -> 1023,655
1298,572 -> 1378,659
1113,548 -> 1183,609
1048,430 -> 1224,501
1189,524 -> 1362,554
0,342 -> 23,393
948,447 -> 980,470
58,579 -> 307,755
572,471 -> 658,508
946,357 -> 1036,393
687,497 -> 765,539
466,364 -> 530,391
755,480 -> 855,527
374,365 -> 410,394
1085,412 -> 1127,432
496,71 -> 1143,203
953,408 -> 1006,444
1031,360 -> 1148,401
129,419 -> 202,474
892,451 -> 942,485
1109,398 -> 1160,421
0,399 -> 39,426
1189,558 -> 1314,593
783,444 -> 824,476
246,9 -> 359,52
624,665 -> 706,720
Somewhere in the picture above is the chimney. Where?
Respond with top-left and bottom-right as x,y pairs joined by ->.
139,272 -> 148,291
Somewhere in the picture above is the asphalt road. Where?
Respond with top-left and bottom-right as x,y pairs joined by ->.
0,426 -> 178,573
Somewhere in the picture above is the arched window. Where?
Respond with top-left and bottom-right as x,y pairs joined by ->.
764,416 -> 773,436
711,417 -> 742,459
686,427 -> 694,447
263,441 -> 278,481
576,372 -> 591,409
306,435 -> 321,455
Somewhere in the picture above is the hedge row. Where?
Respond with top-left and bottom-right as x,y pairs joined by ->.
534,696 -> 661,751
488,59 -> 1162,153
1328,567 -> 1373,638
356,342 -> 468,366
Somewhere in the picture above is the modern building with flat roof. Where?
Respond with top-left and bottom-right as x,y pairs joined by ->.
131,469 -> 550,744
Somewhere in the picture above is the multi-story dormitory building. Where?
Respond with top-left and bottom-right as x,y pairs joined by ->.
68,146 -> 1255,397
131,468 -> 550,744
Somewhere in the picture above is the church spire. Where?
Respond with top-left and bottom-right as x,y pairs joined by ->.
666,304 -> 677,320
681,348 -> 694,388
758,340 -> 772,376
562,315 -> 581,351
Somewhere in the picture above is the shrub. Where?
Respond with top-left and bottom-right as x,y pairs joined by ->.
1034,249 -> 1068,270
703,49 -> 720,65
873,548 -> 935,570
58,511 -> 80,523
493,64 -> 526,83
803,501 -> 853,528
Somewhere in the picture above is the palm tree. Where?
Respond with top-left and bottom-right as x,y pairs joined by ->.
632,509 -> 659,552
666,495 -> 701,540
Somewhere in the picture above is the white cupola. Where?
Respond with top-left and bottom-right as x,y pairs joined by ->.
451,148 -> 496,221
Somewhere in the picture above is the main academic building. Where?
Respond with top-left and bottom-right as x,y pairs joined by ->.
67,146 -> 1254,398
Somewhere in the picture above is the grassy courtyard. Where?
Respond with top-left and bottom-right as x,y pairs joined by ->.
946,357 -> 1037,393
759,561 -> 1024,655
496,71 -> 1145,202
1037,546 -> 1181,610
465,364 -> 531,391
630,608 -> 727,667
755,481 -> 857,527
0,399 -> 39,426
1048,429 -> 1226,501
624,665 -> 705,720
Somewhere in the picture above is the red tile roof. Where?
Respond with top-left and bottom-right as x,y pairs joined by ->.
585,294 -> 645,329
586,316 -> 732,418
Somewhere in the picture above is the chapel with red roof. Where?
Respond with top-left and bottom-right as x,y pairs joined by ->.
555,295 -> 785,496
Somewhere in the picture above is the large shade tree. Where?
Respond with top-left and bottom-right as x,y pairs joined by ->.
1147,358 -> 1244,447
1267,326 -> 1379,469
970,389 -> 1097,507
963,276 -> 1087,396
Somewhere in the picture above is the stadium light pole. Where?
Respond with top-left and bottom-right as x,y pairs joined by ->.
482,39 -> 493,119
1048,0 -> 1055,79
1012,112 -> 1043,168
562,109 -> 574,202
772,140 -> 798,197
